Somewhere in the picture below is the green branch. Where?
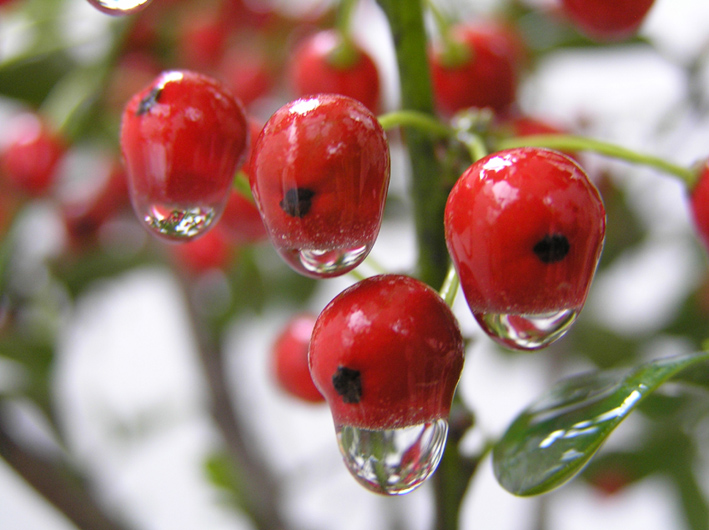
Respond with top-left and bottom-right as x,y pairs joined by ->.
498,134 -> 697,188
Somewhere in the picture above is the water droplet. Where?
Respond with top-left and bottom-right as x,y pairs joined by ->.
279,243 -> 371,279
138,203 -> 218,242
86,0 -> 152,15
474,308 -> 578,351
336,419 -> 448,495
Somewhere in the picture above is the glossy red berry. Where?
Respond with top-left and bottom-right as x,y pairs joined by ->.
429,22 -> 520,117
289,30 -> 381,114
445,147 -> 606,350
689,160 -> 709,254
560,0 -> 655,41
309,274 -> 464,494
120,70 -> 249,242
272,314 -> 324,404
1,113 -> 66,197
309,274 -> 464,429
250,94 -> 390,278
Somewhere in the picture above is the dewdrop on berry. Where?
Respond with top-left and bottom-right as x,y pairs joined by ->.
87,0 -> 152,15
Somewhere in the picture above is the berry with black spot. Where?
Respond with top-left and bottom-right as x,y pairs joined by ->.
444,147 -> 606,319
560,0 -> 655,42
250,94 -> 390,278
120,70 -> 249,241
308,274 -> 465,430
272,314 -> 324,404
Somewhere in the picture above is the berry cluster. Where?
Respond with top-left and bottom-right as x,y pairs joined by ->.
4,0 -> 707,521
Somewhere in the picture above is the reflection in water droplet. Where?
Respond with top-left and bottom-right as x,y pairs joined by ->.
336,419 -> 448,495
474,308 -> 578,351
86,0 -> 152,15
140,203 -> 217,242
280,244 -> 370,279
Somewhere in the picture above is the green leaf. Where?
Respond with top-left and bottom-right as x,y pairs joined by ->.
492,351 -> 709,496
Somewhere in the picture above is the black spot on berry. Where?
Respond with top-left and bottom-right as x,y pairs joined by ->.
136,87 -> 162,116
332,366 -> 362,404
280,187 -> 316,218
533,234 -> 570,263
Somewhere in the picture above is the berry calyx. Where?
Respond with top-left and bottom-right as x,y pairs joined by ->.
120,70 -> 249,242
250,94 -> 390,278
429,22 -> 521,117
272,314 -> 324,404
309,274 -> 464,430
444,147 -> 606,350
289,30 -> 381,114
560,0 -> 656,42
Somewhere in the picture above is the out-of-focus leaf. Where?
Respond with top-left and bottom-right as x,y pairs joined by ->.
492,351 -> 709,496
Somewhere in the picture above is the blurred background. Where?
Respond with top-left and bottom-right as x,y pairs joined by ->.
2,0 -> 709,529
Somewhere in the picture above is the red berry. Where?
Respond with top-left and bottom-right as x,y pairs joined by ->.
429,22 -> 520,117
289,30 -> 381,114
1,113 -> 66,197
250,94 -> 390,278
560,0 -> 655,41
689,160 -> 709,253
169,226 -> 234,274
309,274 -> 464,431
444,147 -> 605,350
219,47 -> 275,107
120,70 -> 249,241
272,314 -> 324,404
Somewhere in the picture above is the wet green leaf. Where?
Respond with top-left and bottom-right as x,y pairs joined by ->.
492,351 -> 709,496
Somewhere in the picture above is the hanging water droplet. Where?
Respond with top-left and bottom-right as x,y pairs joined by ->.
279,243 -> 371,279
138,202 -> 218,242
87,0 -> 152,15
474,308 -> 579,351
336,419 -> 448,495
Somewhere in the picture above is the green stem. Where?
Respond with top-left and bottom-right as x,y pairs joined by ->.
424,0 -> 470,67
378,110 -> 453,138
498,134 -> 697,188
233,171 -> 255,204
439,263 -> 459,308
376,0 -> 449,289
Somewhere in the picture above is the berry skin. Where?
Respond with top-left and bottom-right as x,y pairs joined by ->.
308,274 -> 465,430
689,160 -> 709,253
250,94 -> 390,278
444,147 -> 605,320
1,113 -> 66,197
289,30 -> 381,114
120,70 -> 249,241
560,0 -> 655,41
429,22 -> 520,117
272,314 -> 324,404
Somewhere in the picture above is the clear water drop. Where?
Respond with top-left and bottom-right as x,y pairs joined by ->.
474,308 -> 579,351
139,203 -> 218,242
87,0 -> 152,15
336,419 -> 448,495
279,243 -> 370,279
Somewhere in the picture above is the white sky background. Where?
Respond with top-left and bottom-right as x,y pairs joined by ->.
3,0 -> 709,529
